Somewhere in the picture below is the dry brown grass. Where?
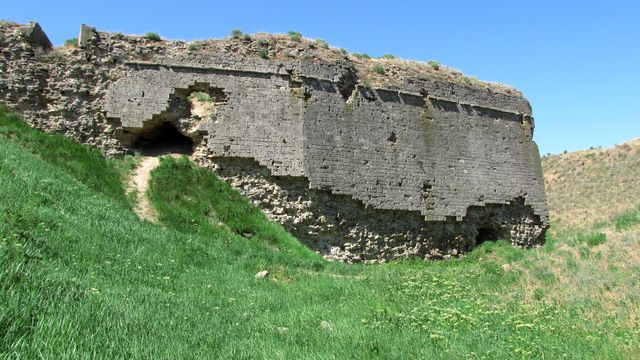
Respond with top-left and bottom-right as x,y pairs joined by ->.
525,227 -> 639,326
542,138 -> 640,229
107,30 -> 518,95
532,139 -> 640,330
351,56 -> 519,95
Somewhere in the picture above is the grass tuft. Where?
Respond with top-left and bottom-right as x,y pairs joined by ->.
143,32 -> 161,41
315,39 -> 329,49
372,64 -> 385,75
63,37 -> 78,48
351,53 -> 371,60
613,205 -> 640,230
287,31 -> 302,42
188,92 -> 212,103
231,29 -> 243,38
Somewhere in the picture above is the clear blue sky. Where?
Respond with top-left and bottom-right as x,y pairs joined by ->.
4,0 -> 639,154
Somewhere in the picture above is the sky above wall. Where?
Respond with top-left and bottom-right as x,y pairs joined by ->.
4,0 -> 639,155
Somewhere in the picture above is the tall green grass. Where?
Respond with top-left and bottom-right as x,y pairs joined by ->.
0,105 -> 136,206
0,108 -> 638,358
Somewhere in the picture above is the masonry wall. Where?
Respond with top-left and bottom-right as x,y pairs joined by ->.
0,23 -> 549,262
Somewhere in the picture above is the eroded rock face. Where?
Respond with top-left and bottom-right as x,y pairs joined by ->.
213,158 -> 545,263
0,22 -> 549,262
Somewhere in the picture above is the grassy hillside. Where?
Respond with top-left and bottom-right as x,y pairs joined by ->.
542,140 -> 640,229
1,106 -> 638,358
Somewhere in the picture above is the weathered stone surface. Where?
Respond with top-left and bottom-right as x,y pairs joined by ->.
0,23 -> 549,262
78,24 -> 99,48
19,22 -> 52,52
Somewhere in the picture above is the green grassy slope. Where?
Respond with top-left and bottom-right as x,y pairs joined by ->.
1,108 -> 638,358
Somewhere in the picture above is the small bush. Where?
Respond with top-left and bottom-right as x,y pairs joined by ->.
144,32 -> 161,41
112,32 -> 124,40
372,64 -> 385,75
339,48 -> 348,56
187,43 -> 198,51
64,37 -> 78,47
231,29 -> 243,38
316,39 -> 329,49
288,31 -> 302,42
258,38 -> 269,45
258,49 -> 269,59
382,54 -> 395,59
351,53 -> 371,60
428,60 -> 440,70
243,34 -> 252,41
188,92 -> 212,103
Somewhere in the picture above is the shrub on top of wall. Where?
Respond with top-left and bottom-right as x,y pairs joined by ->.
144,32 -> 161,41
288,31 -> 302,42
64,38 -> 78,47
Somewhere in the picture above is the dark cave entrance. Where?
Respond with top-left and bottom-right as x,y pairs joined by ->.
475,226 -> 501,246
132,122 -> 194,156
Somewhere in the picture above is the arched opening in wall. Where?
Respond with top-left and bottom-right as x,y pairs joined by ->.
120,82 -> 228,155
132,122 -> 194,156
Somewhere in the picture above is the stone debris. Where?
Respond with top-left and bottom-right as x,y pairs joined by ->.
255,270 -> 269,278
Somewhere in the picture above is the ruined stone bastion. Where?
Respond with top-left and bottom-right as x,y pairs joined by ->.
0,22 -> 549,262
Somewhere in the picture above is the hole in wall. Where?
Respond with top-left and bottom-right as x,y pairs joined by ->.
187,86 -> 227,118
475,226 -> 501,246
388,131 -> 397,143
132,122 -> 194,156
120,82 -> 227,154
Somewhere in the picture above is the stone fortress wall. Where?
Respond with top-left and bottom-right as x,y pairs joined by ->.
0,22 -> 549,262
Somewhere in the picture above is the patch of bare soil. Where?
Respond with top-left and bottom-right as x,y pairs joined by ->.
129,156 -> 161,222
